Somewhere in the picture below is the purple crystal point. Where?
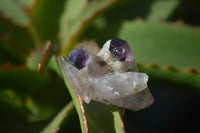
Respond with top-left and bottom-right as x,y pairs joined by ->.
68,46 -> 88,69
109,39 -> 134,62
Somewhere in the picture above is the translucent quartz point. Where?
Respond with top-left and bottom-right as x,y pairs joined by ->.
108,88 -> 153,111
59,39 -> 154,111
59,56 -> 92,103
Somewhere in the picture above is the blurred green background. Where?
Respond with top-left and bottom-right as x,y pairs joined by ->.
0,0 -> 199,133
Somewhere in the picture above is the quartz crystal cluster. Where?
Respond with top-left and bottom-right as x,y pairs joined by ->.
59,39 -> 154,111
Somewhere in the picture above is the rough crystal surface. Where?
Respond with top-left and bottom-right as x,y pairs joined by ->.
109,39 -> 134,62
59,56 -> 92,103
89,72 -> 148,100
59,39 -> 154,111
68,46 -> 88,69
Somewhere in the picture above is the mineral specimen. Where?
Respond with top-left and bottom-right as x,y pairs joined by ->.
59,39 -> 154,111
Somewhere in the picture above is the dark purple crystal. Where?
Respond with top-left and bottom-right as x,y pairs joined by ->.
109,39 -> 134,62
68,47 -> 88,69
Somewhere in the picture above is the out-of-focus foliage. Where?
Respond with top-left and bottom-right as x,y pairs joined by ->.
0,0 -> 199,133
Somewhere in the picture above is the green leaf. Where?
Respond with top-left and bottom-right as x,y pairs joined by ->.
84,101 -> 125,133
118,19 -> 200,72
26,47 -> 43,71
0,47 -> 17,64
0,0 -> 28,26
147,0 -> 179,21
138,63 -> 200,92
26,44 -> 60,75
0,64 -> 70,120
80,0 -> 179,46
0,65 -> 50,92
0,39 -> 25,64
0,15 -> 35,50
0,0 -> 43,46
60,66 -> 125,133
24,77 -> 70,121
59,0 -> 87,40
38,41 -> 57,74
29,0 -> 67,42
59,0 -> 121,55
41,101 -> 75,133
0,88 -> 57,133
18,0 -> 35,7
0,89 -> 24,111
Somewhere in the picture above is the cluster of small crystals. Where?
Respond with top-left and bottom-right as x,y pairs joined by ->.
68,39 -> 134,70
60,39 -> 154,111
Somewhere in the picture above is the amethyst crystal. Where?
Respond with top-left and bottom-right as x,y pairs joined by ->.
68,47 -> 88,69
109,39 -> 134,62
